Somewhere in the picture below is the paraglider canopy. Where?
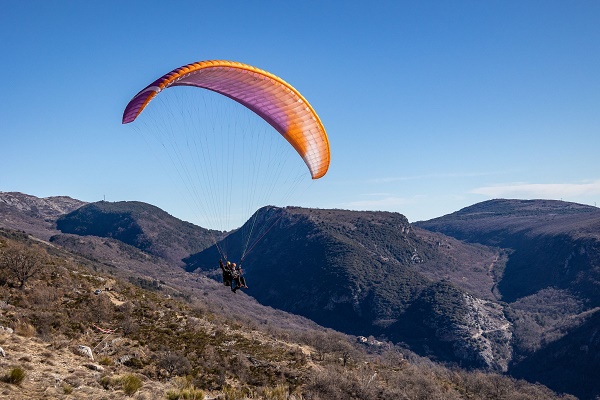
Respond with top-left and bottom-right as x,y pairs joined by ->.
123,60 -> 330,179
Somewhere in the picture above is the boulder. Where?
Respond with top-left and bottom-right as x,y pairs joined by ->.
0,326 -> 14,334
117,354 -> 132,364
77,345 -> 94,360
83,363 -> 104,372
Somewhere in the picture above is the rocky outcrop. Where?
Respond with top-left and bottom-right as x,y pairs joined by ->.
83,363 -> 104,372
0,192 -> 86,220
0,192 -> 86,239
454,294 -> 512,372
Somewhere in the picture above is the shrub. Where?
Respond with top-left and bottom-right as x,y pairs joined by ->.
222,385 -> 252,400
124,357 -> 144,369
121,374 -> 143,396
13,320 -> 36,337
166,387 -> 205,400
99,375 -> 112,389
5,367 -> 26,385
98,356 -> 114,366
63,383 -> 74,394
260,384 -> 288,400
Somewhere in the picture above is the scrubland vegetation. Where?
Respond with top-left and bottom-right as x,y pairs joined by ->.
0,229 -> 577,399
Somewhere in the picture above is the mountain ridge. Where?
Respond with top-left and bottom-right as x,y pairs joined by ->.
56,201 -> 221,266
0,191 -> 87,239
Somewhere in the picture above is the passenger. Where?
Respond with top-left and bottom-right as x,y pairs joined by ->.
231,263 -> 248,293
235,263 -> 248,289
219,259 -> 233,287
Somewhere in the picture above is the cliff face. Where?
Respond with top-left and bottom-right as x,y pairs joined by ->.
458,294 -> 512,371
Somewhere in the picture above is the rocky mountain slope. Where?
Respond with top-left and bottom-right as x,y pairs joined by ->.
0,192 -> 86,239
1,192 -> 595,398
415,199 -> 600,399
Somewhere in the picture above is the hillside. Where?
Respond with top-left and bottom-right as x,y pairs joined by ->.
414,199 -> 600,307
0,192 -> 86,240
415,199 -> 600,399
0,229 -> 574,400
187,206 -> 513,372
56,201 -> 221,266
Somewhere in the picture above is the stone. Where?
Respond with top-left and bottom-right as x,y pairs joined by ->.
77,345 -> 94,360
83,363 -> 105,372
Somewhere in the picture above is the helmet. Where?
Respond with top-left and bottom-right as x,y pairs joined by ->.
227,261 -> 231,266
232,263 -> 237,267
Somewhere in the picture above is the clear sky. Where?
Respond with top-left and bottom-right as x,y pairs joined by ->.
1,1 -> 599,228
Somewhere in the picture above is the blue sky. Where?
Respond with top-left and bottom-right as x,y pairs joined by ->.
1,1 -> 599,228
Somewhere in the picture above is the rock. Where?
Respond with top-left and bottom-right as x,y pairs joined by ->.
77,345 -> 94,360
453,294 -> 513,372
83,363 -> 104,372
118,354 -> 132,364
0,326 -> 14,334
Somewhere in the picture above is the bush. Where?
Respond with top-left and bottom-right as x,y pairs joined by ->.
259,385 -> 288,400
5,367 -> 26,385
124,357 -> 144,369
63,383 -> 74,394
98,356 -> 114,366
121,374 -> 143,396
222,385 -> 250,400
166,387 -> 205,400
13,320 -> 36,337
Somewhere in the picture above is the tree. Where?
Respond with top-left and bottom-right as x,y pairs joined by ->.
0,242 -> 47,288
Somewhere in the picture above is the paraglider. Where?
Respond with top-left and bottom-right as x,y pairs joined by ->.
123,60 -> 330,292
123,60 -> 330,179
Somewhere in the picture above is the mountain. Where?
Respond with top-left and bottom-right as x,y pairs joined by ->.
187,206 -> 513,371
0,194 -> 322,340
510,309 -> 600,400
415,199 -> 600,399
56,201 -> 221,266
0,191 -> 86,239
414,198 -> 600,306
